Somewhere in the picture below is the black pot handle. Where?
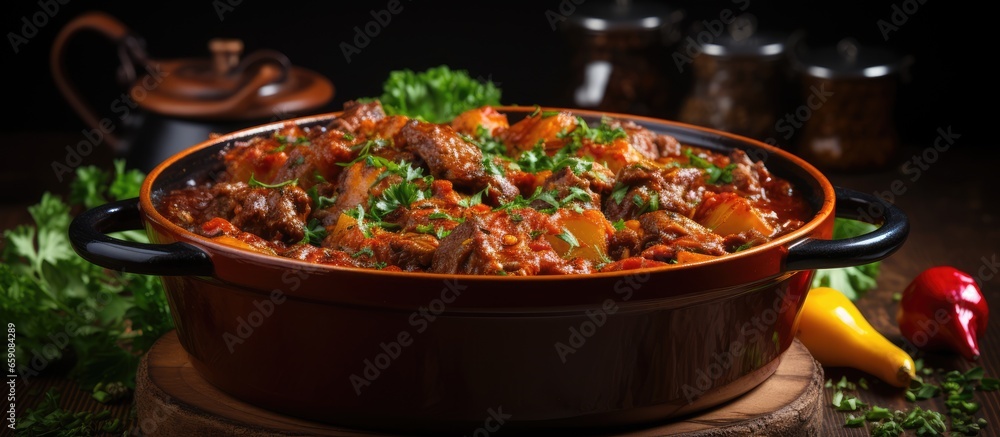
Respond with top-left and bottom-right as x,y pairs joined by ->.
69,198 -> 213,276
785,186 -> 909,271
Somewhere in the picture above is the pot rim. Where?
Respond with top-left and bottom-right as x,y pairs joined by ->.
139,106 -> 835,281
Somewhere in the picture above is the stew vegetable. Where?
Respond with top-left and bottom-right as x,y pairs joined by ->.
157,101 -> 811,275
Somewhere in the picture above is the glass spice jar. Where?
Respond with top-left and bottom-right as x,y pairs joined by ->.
558,0 -> 683,117
677,28 -> 792,142
791,39 -> 906,173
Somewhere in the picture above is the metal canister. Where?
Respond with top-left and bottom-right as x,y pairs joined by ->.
558,0 -> 683,117
677,27 -> 791,142
791,38 -> 907,172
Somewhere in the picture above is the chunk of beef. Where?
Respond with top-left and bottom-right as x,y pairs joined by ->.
532,165 -> 612,210
431,209 -> 589,275
328,100 -> 385,134
603,164 -> 704,221
183,181 -> 311,244
637,211 -> 727,261
401,119 -> 518,203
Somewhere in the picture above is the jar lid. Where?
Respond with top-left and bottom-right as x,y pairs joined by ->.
702,31 -> 788,58
795,38 -> 904,79
128,38 -> 334,121
565,0 -> 675,32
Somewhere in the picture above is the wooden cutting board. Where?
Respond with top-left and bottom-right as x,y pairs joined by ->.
135,331 -> 824,436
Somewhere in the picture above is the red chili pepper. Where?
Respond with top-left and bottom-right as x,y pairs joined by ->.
897,266 -> 988,360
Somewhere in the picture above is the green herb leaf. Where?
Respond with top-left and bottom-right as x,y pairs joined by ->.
351,247 -> 374,258
337,138 -> 391,167
611,219 -> 627,231
301,219 -> 327,246
610,183 -> 628,205
371,65 -> 502,124
684,148 -> 736,184
810,218 -> 881,300
428,211 -> 464,223
3,161 -> 172,398
459,187 -> 488,208
845,414 -> 866,427
557,228 -> 580,250
370,180 -> 429,219
866,406 -> 894,421
248,173 -> 297,189
979,377 -> 1000,391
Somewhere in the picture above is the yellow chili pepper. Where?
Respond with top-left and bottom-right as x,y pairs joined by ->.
796,287 -> 916,388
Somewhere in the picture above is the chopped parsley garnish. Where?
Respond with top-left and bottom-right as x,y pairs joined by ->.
337,138 -> 391,167
415,224 -> 452,239
345,204 -> 399,238
372,159 -> 427,183
494,187 -> 542,211
508,212 -> 523,222
346,204 -> 372,237
631,192 -> 659,215
301,218 -> 327,246
529,105 -> 542,117
571,116 -> 627,145
557,228 -> 579,250
685,148 -> 737,184
313,170 -> 327,184
611,218 -> 626,231
493,186 -> 589,214
513,138 -> 593,176
541,110 -> 561,118
289,155 -> 305,168
515,142 -> 551,173
351,247 -> 374,258
275,134 -> 311,146
458,188 -> 488,208
373,261 -> 388,269
342,133 -> 355,141
248,173 -> 297,189
271,134 -> 311,153
561,186 -> 592,205
428,211 -> 465,223
827,367 -> 996,436
610,182 -> 629,205
306,186 -> 337,210
460,124 -> 507,155
483,157 -> 506,176
371,180 -> 431,219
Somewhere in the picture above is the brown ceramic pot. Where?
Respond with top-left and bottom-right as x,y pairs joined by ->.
69,108 -> 908,434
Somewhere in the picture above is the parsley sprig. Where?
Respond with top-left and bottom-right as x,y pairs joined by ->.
337,138 -> 392,167
248,173 -> 297,189
493,186 -> 592,214
460,124 -> 507,156
271,133 -> 311,153
346,177 -> 432,238
684,148 -> 737,185
2,160 -> 173,401
566,116 -> 627,145
514,140 -> 593,176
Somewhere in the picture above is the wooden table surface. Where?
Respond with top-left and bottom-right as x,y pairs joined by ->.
1,133 -> 997,436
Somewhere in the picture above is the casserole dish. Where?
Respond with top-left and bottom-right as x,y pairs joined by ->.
69,107 -> 907,434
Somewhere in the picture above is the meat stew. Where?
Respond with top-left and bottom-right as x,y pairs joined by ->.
156,102 -> 811,275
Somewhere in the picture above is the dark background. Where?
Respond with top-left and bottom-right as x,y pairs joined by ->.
0,0 -> 986,199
